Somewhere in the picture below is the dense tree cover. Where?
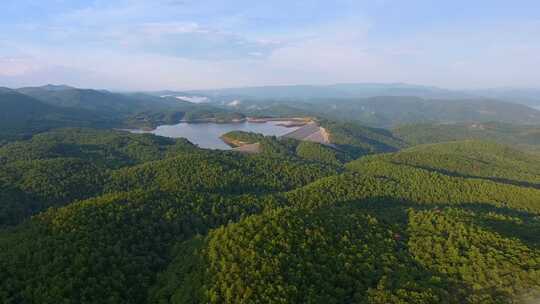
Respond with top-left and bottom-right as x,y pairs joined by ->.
319,120 -> 406,157
123,107 -> 247,130
107,152 -> 339,194
0,158 -> 106,226
370,140 -> 540,187
0,86 -> 249,139
221,131 -> 299,157
124,110 -> 187,129
0,190 -> 278,304
0,90 -> 109,138
147,148 -> 540,303
0,178 -> 37,227
0,128 -> 339,303
343,160 -> 540,213
0,128 -> 196,168
0,129 -> 336,228
407,207 -> 540,303
0,129 -> 197,226
223,130 -> 350,164
295,141 -> 351,165
16,86 -> 235,127
221,130 -> 269,146
16,85 -> 174,116
1,127 -> 540,303
394,122 -> 540,150
152,207 -> 449,304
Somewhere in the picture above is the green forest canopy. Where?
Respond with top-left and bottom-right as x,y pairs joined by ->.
0,126 -> 539,303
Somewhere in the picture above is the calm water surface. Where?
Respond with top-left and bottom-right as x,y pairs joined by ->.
133,121 -> 300,150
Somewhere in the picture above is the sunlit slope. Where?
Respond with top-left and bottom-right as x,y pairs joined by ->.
359,140 -> 540,187
394,122 -> 540,150
150,141 -> 540,304
1,131 -> 540,303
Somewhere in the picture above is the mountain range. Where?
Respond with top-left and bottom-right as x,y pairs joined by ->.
152,83 -> 540,107
1,83 -> 539,139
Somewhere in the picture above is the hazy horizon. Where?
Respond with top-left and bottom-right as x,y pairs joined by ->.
1,1 -> 539,90
3,82 -> 540,94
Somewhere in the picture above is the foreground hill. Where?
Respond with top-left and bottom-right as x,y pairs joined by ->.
0,129 -> 199,226
0,128 -> 539,303
151,140 -> 540,303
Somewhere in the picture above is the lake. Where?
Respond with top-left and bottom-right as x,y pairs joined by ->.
131,121 -> 300,150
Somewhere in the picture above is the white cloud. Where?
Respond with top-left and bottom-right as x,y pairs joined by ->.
140,22 -> 205,36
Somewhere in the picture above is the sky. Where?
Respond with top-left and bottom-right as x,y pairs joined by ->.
0,0 -> 539,90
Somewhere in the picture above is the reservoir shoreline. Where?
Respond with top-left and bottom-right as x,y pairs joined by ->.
126,118 -> 305,150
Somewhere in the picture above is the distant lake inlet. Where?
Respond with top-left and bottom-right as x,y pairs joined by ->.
129,121 -> 301,150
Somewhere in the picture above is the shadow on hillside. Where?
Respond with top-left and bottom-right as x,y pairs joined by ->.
400,163 -> 540,190
329,197 -> 538,302
351,197 -> 540,250
449,202 -> 540,250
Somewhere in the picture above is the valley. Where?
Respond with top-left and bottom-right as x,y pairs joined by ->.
128,119 -> 302,149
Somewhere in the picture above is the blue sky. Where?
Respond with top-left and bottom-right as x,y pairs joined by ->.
0,0 -> 539,90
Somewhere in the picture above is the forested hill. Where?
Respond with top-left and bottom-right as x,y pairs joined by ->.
0,90 -> 109,139
0,85 -> 254,141
1,127 -> 540,303
229,96 -> 540,128
394,122 -> 540,151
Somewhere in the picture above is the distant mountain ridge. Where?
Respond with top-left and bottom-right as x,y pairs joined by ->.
0,85 -> 249,138
2,83 -> 540,139
178,83 -> 470,100
232,95 -> 540,128
151,83 -> 540,108
16,85 -> 176,115
466,88 -> 540,107
0,89 -> 108,138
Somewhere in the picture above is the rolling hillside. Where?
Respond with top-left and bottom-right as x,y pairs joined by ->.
0,85 -> 247,138
394,122 -> 540,150
1,129 -> 539,303
0,90 -> 108,139
1,83 -> 540,303
17,85 -> 184,118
